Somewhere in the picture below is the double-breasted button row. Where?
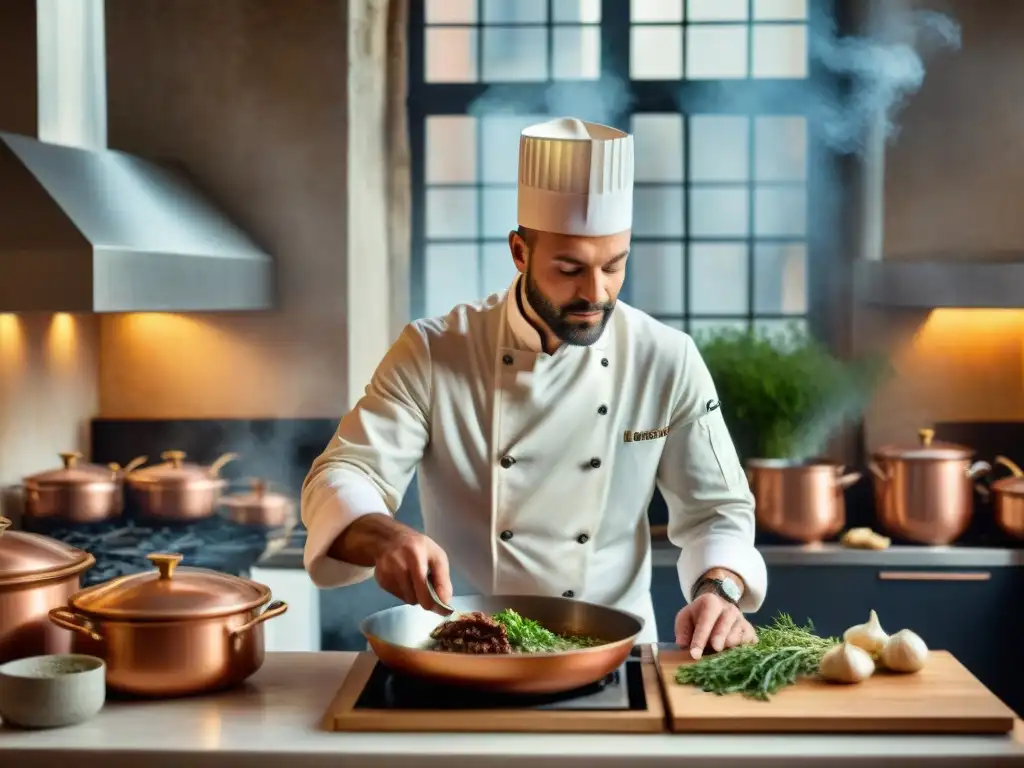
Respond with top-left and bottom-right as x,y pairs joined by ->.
500,455 -> 516,468
562,590 -> 575,598
502,354 -> 514,365
496,531 -> 586,544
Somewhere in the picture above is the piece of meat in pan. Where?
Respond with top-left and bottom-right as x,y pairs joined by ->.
430,611 -> 513,654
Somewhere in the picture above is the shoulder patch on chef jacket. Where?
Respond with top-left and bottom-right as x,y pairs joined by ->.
623,426 -> 671,443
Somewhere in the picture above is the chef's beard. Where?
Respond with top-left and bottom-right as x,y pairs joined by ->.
524,268 -> 615,347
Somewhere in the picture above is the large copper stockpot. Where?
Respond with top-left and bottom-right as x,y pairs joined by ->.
868,428 -> 991,545
0,516 -> 95,663
981,456 -> 1024,539
126,450 -> 238,521
361,594 -> 643,694
23,451 -> 148,523
48,552 -> 287,697
747,459 -> 862,542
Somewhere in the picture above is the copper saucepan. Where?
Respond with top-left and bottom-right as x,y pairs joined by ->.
126,450 -> 238,521
219,478 -> 296,528
48,552 -> 287,697
360,594 -> 643,695
978,456 -> 1024,539
0,516 -> 95,664
23,452 -> 148,523
868,428 -> 990,545
747,458 -> 862,543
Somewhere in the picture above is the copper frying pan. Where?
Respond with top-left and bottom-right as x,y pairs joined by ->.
359,594 -> 644,694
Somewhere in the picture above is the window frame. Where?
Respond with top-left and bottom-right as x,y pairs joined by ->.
407,0 -> 847,348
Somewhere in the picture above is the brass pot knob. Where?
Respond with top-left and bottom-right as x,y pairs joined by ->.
58,451 -> 83,468
147,552 -> 184,580
160,450 -> 186,468
917,428 -> 935,447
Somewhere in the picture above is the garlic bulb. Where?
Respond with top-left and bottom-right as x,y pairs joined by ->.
842,609 -> 889,655
819,641 -> 876,684
880,629 -> 929,673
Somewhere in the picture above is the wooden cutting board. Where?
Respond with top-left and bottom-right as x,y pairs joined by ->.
658,649 -> 1017,734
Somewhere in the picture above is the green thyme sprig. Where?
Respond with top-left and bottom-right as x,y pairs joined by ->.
674,613 -> 838,701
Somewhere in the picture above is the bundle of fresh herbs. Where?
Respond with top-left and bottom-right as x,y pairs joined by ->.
675,613 -> 838,701
492,609 -> 602,653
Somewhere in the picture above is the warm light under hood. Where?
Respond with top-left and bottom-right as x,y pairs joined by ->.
0,131 -> 274,313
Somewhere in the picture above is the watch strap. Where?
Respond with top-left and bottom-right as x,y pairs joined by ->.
692,575 -> 739,605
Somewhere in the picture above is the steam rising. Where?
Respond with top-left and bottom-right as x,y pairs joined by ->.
812,8 -> 962,154
467,7 -> 962,157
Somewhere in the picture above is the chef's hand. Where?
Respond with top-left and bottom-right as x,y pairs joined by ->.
675,593 -> 757,660
374,529 -> 453,615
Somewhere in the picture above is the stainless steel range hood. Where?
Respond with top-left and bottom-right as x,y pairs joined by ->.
0,131 -> 274,313
854,253 -> 1024,309
0,0 -> 274,314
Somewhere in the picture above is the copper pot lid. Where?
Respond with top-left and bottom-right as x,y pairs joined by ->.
23,452 -> 147,489
128,450 -> 238,488
221,479 -> 293,513
68,552 -> 269,620
992,456 -> 1024,495
0,516 -> 95,587
873,428 -> 974,461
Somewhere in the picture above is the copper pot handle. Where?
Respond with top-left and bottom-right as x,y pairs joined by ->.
867,461 -> 889,483
209,452 -> 240,477
48,608 -> 104,642
995,456 -> 1024,477
229,600 -> 288,639
836,471 -> 862,490
967,460 -> 991,480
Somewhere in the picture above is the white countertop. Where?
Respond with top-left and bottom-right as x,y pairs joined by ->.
2,652 -> 1023,767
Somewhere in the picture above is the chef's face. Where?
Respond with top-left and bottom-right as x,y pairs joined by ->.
509,227 -> 630,346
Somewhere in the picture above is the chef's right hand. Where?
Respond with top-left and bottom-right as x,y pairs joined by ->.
374,530 -> 453,614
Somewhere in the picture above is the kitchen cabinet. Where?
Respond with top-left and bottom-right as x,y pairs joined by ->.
249,567 -> 321,653
651,564 -> 1024,718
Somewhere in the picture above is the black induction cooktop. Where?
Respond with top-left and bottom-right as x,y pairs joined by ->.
354,647 -> 648,711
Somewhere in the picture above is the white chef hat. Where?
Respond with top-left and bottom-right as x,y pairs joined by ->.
517,117 -> 634,237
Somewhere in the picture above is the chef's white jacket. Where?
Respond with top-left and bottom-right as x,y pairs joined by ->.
302,275 -> 767,643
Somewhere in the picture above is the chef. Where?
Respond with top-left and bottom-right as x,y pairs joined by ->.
302,117 -> 767,657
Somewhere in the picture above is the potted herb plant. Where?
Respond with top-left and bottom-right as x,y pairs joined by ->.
693,322 -> 891,542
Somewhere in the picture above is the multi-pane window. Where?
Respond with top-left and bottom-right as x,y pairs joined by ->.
410,0 -> 832,337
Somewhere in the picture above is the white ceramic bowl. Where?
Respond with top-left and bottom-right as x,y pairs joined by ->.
0,654 -> 106,729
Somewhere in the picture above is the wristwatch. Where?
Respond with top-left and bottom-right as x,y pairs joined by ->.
692,575 -> 742,605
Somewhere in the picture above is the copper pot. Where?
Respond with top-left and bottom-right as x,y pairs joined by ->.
126,450 -> 238,521
220,479 -> 296,528
747,459 -> 862,542
979,456 -> 1024,539
48,552 -> 287,698
0,516 -> 95,664
23,452 -> 148,523
868,428 -> 991,545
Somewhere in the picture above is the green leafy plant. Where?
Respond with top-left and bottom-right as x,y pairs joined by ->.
693,322 -> 891,460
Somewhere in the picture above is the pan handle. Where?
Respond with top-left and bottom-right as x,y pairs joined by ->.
48,608 -> 103,642
229,600 -> 288,639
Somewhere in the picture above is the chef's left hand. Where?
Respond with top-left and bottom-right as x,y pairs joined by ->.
675,593 -> 757,660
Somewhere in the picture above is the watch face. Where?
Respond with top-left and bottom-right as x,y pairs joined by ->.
719,577 -> 742,602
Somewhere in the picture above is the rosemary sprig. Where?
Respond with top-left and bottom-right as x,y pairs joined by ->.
674,613 -> 838,701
